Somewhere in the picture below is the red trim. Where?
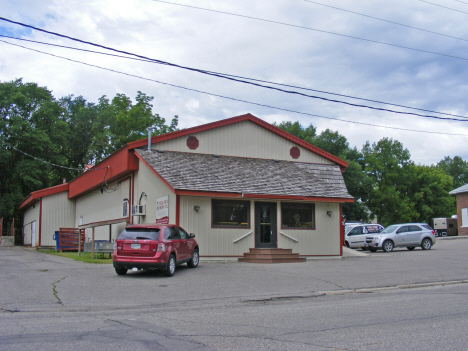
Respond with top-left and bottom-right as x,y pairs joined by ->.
19,183 -> 69,210
340,203 -> 343,256
176,195 -> 180,226
68,147 -> 139,199
175,190 -> 353,202
39,198 -> 42,246
131,174 -> 135,224
127,114 -> 348,168
135,152 -> 176,193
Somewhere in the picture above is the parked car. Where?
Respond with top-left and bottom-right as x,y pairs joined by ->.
113,224 -> 199,277
345,224 -> 384,249
365,223 -> 436,252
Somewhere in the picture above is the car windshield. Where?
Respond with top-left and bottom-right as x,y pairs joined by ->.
380,225 -> 399,234
118,228 -> 160,241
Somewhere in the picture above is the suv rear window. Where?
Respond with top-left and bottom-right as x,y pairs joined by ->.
421,224 -> 433,231
118,228 -> 160,241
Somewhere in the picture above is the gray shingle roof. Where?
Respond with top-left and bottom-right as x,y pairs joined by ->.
449,184 -> 468,195
136,149 -> 353,199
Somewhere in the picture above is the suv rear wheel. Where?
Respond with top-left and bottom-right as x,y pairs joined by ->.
421,238 -> 432,250
115,266 -> 128,275
165,254 -> 176,277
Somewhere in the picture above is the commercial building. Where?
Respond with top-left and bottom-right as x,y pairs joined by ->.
19,114 -> 353,258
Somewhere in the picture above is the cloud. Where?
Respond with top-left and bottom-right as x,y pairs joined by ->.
1,0 -> 468,165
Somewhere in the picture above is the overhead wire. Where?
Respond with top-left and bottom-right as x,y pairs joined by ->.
304,0 -> 468,43
0,22 -> 467,122
418,0 -> 468,14
2,34 -> 468,120
148,1 -> 468,62
1,39 -> 467,137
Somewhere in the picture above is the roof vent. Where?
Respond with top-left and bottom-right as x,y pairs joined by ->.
273,159 -> 279,163
157,150 -> 165,153
212,154 -> 219,158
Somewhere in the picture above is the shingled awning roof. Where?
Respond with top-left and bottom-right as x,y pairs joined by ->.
135,149 -> 353,200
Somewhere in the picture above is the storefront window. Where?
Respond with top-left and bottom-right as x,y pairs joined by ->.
281,203 -> 315,229
212,200 -> 250,228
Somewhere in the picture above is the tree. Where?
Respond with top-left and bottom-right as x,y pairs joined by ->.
436,156 -> 468,189
0,79 -> 68,239
90,92 -> 178,163
407,165 -> 456,224
362,138 -> 414,226
273,121 -> 316,144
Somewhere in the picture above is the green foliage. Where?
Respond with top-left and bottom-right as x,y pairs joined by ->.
436,156 -> 468,189
274,121 -> 462,226
0,79 -> 178,237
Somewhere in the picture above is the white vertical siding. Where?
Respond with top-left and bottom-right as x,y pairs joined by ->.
23,204 -> 40,246
75,177 -> 131,242
151,121 -> 334,164
134,161 -> 177,225
41,192 -> 75,247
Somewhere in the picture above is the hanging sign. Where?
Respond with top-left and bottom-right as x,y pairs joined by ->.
156,195 -> 169,224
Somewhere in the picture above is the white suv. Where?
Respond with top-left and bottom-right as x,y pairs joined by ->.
345,224 -> 384,250
365,223 -> 436,252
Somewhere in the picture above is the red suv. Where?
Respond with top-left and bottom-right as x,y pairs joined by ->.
113,224 -> 199,277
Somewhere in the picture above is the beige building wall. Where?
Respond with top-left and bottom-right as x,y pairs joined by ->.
151,120 -> 334,165
23,204 -> 40,246
41,192 -> 75,247
133,161 -> 177,225
278,202 -> 341,256
179,196 -> 341,257
75,177 -> 131,242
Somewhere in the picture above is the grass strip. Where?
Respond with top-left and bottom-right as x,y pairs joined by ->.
38,249 -> 113,264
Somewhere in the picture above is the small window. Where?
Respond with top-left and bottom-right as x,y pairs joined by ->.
123,198 -> 129,217
409,225 -> 422,232
212,200 -> 250,228
179,227 -> 188,239
281,203 -> 315,229
349,226 -> 363,235
449,224 -> 454,228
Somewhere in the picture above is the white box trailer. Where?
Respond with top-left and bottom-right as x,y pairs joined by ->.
432,218 -> 458,237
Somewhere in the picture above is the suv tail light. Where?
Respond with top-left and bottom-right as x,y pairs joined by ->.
157,243 -> 166,252
432,230 -> 435,235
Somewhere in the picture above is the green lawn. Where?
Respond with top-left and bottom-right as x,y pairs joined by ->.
38,249 -> 113,264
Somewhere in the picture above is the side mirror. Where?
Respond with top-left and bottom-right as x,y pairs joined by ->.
189,233 -> 196,238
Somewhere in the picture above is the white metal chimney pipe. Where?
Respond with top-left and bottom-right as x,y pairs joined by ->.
147,127 -> 152,151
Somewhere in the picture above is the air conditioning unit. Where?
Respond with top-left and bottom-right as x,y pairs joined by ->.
131,205 -> 146,216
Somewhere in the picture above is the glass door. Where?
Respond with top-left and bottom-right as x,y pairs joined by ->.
255,202 -> 277,248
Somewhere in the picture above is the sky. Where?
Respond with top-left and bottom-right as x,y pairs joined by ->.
1,0 -> 468,165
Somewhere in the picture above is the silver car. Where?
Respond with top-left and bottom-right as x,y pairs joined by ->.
365,223 -> 436,252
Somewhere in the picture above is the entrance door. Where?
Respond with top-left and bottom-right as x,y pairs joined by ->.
31,221 -> 36,248
255,202 -> 277,248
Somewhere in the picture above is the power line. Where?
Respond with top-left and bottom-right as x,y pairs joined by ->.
418,0 -> 468,14
0,139 -> 105,171
0,24 -> 467,123
149,1 -> 468,62
2,39 -> 467,137
304,0 -> 468,43
3,33 -> 468,120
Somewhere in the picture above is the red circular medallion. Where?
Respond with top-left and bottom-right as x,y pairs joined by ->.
187,136 -> 199,150
290,146 -> 300,159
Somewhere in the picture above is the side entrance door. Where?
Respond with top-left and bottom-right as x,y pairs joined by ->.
255,202 -> 277,249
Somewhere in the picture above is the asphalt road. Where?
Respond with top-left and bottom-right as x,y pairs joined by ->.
1,238 -> 468,350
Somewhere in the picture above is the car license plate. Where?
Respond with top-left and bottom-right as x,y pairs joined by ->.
131,244 -> 141,249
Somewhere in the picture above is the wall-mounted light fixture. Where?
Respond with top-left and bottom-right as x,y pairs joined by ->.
327,210 -> 333,217
194,205 -> 200,212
